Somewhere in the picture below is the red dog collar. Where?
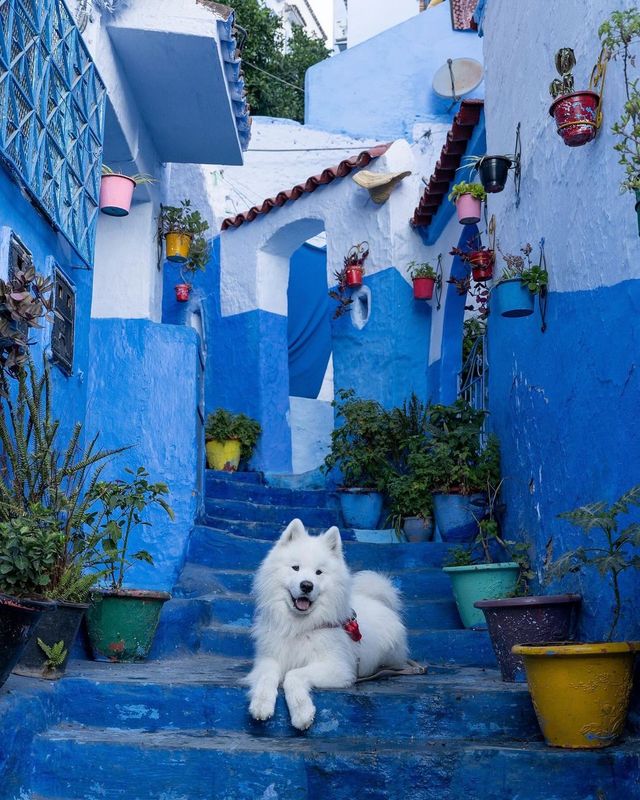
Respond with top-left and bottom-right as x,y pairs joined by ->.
319,610 -> 362,642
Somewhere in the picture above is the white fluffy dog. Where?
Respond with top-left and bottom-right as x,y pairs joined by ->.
245,518 -> 408,730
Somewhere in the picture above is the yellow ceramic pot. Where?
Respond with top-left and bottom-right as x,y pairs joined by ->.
165,232 -> 192,263
206,439 -> 241,472
512,641 -> 640,749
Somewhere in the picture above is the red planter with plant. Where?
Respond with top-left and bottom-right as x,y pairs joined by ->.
175,283 -> 191,302
468,250 -> 495,282
345,266 -> 363,287
412,277 -> 435,300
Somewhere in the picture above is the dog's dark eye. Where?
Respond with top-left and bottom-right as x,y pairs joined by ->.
292,565 -> 300,571
315,569 -> 322,575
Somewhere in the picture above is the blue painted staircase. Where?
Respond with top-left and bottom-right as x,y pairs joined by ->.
17,471 -> 640,799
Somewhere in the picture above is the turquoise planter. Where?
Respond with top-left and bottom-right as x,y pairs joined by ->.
339,489 -> 383,529
442,562 -> 520,629
493,278 -> 534,318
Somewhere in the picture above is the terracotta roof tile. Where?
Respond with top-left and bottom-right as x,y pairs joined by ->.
411,99 -> 484,229
221,143 -> 392,230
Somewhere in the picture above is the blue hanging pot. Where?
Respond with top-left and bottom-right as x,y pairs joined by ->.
493,278 -> 534,318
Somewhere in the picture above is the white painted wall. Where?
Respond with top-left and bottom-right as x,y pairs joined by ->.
348,0 -> 419,48
289,396 -> 333,473
263,0 -> 328,42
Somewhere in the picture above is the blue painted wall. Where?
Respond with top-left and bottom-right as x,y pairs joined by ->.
331,267 -> 431,408
305,2 -> 484,139
86,319 -> 201,592
287,242 -> 331,399
478,0 -> 640,641
163,237 -> 293,473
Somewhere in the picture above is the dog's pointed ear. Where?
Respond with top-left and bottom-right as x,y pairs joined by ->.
323,526 -> 343,556
278,518 -> 306,545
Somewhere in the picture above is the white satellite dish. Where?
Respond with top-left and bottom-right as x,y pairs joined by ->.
432,58 -> 484,99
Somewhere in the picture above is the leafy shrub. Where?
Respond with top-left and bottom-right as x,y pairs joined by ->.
448,181 -> 487,202
205,409 -> 262,463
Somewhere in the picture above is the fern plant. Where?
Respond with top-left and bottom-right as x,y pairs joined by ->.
550,485 -> 640,641
37,639 -> 68,671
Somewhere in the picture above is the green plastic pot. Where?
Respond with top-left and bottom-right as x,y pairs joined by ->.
442,562 -> 520,629
86,589 -> 170,662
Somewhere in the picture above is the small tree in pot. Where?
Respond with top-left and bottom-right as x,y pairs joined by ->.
513,486 -> 640,748
159,200 -> 210,264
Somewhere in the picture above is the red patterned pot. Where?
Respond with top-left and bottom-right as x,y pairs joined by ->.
175,283 -> 191,302
468,250 -> 494,282
412,277 -> 435,300
345,266 -> 363,288
549,91 -> 600,147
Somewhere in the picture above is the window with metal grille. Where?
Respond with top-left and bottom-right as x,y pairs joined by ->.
51,269 -> 75,375
8,232 -> 32,279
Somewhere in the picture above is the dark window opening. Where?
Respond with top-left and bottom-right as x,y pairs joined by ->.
51,269 -> 75,376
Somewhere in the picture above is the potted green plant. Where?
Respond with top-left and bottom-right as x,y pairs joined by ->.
461,154 -> 515,194
205,409 -> 262,472
174,235 -> 211,303
386,470 -> 433,541
492,243 -> 548,318
448,182 -> 487,224
343,241 -> 369,288
407,261 -> 437,300
159,200 -> 210,264
599,10 -> 640,234
425,400 -> 499,542
85,468 -> 174,663
323,389 -> 391,529
442,481 -> 521,629
99,165 -> 155,217
0,359 -> 125,679
548,48 -> 600,147
513,485 -> 640,748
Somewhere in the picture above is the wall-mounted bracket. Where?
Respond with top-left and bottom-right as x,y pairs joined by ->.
514,122 -> 522,207
433,253 -> 444,310
537,237 -> 549,333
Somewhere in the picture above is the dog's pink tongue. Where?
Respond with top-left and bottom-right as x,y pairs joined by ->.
294,597 -> 311,611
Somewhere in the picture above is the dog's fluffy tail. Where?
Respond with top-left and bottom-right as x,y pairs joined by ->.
352,570 -> 401,612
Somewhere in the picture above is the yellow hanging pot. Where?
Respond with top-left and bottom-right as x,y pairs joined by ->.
512,641 -> 640,749
206,439 -> 241,472
165,232 -> 192,263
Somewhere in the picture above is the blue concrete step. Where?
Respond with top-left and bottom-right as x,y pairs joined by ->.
174,563 -> 455,601
30,723 -> 640,800
207,594 -> 461,630
206,474 -> 339,509
207,469 -> 263,484
199,622 -> 494,666
53,658 -> 538,742
201,516 -> 360,540
204,498 -> 339,527
187,527 -> 454,571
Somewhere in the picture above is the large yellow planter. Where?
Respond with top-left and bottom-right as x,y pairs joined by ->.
165,232 -> 192,263
512,641 -> 640,749
206,439 -> 241,472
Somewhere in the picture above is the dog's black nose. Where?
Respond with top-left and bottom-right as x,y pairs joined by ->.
300,580 -> 314,594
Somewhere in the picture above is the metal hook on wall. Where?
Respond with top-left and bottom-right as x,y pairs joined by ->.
434,253 -> 444,310
513,122 -> 522,208
537,237 -> 549,333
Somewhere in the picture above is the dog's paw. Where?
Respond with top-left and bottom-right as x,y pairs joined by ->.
249,693 -> 276,721
289,697 -> 316,730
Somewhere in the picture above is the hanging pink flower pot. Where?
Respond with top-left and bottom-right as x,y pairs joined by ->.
345,266 -> 363,287
99,174 -> 136,217
412,277 -> 435,300
174,283 -> 191,302
549,91 -> 600,147
456,193 -> 482,225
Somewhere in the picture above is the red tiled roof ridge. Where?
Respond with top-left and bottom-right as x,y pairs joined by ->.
221,143 -> 392,231
411,99 -> 484,230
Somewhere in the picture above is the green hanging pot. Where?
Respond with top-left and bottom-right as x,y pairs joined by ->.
86,589 -> 171,663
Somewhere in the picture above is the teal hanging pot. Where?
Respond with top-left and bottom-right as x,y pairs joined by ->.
493,278 -> 534,318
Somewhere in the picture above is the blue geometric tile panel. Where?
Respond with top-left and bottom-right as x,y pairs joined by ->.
0,0 -> 105,265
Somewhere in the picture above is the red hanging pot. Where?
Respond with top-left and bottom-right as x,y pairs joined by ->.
345,266 -> 363,288
412,277 -> 435,300
468,250 -> 494,282
175,283 -> 191,302
549,91 -> 600,147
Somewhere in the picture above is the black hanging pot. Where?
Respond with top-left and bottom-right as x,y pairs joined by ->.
478,156 -> 512,193
14,600 -> 89,679
0,594 -> 46,689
